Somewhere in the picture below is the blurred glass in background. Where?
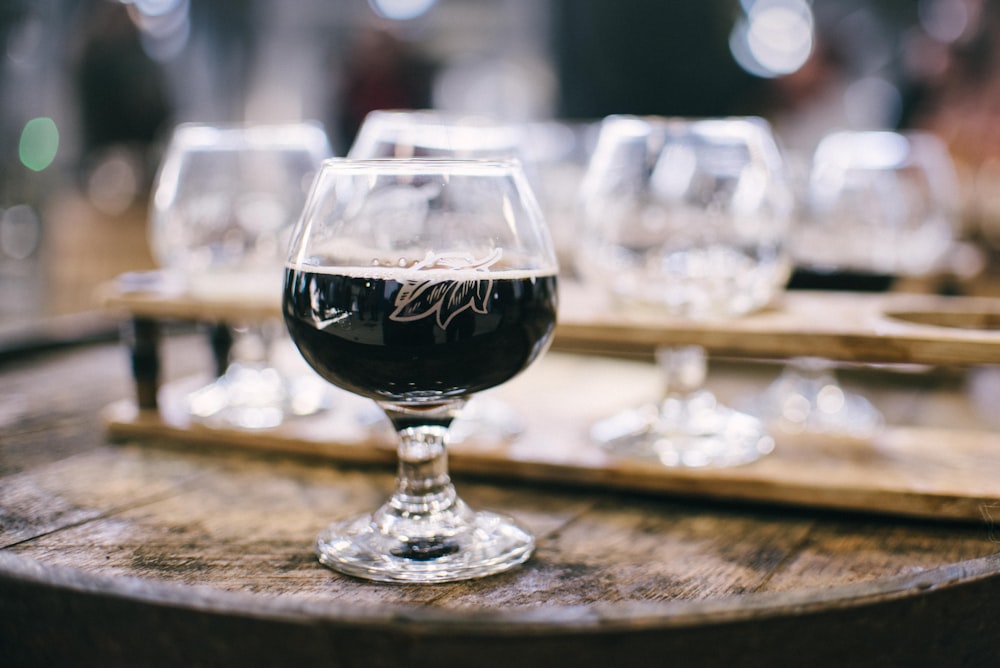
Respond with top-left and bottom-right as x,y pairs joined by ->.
2,0 -> 999,338
147,121 -> 334,429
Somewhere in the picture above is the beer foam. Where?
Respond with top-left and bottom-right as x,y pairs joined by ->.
286,261 -> 556,282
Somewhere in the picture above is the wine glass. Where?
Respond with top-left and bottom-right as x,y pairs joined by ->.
577,115 -> 792,467
149,121 -> 334,429
283,158 -> 558,582
347,109 -> 534,445
752,130 -> 960,436
790,130 -> 958,280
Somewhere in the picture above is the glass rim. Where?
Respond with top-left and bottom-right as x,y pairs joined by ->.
594,114 -> 779,145
317,156 -> 526,173
170,119 -> 327,132
163,120 -> 331,151
601,113 -> 772,126
358,108 -> 521,128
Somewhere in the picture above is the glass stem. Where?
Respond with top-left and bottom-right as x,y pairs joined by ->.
229,320 -> 280,368
382,403 -> 463,518
657,345 -> 708,403
787,356 -> 838,384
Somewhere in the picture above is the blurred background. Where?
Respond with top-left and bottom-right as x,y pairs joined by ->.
2,0 -> 999,334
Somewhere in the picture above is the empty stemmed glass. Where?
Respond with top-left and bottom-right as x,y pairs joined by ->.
149,122 -> 333,428
577,115 -> 792,467
790,130 -> 958,281
283,158 -> 558,582
347,109 -> 534,445
752,130 -> 960,436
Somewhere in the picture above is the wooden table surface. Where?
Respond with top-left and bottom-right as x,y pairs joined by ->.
3,332 -> 1000,667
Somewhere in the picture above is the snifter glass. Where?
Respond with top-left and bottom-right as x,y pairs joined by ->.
577,115 -> 792,467
149,122 -> 333,429
790,130 -> 958,280
752,130 -> 960,436
347,109 -> 533,445
283,158 -> 558,582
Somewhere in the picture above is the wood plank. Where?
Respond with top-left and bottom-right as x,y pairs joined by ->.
98,272 -> 280,323
554,283 -> 1000,365
104,353 -> 1000,522
99,275 -> 1000,365
7,435 -> 994,606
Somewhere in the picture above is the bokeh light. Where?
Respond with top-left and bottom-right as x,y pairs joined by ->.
844,76 -> 902,129
367,0 -> 438,21
730,0 -> 814,78
86,148 -> 143,215
18,117 -> 59,172
124,0 -> 191,62
918,0 -> 972,44
0,205 -> 41,261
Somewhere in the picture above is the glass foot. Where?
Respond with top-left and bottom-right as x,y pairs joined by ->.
315,499 -> 534,583
592,391 -> 775,468
186,363 -> 332,429
750,362 -> 884,438
752,387 -> 884,437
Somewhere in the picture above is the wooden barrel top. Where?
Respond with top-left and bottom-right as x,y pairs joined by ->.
3,332 -> 1000,666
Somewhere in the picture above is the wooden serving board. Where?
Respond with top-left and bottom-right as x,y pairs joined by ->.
554,283 -> 1000,366
104,352 -> 1000,523
99,273 -> 1000,366
98,271 -> 282,323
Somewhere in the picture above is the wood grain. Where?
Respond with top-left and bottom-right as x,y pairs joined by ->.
2,337 -> 1000,666
554,283 -> 1000,365
102,351 -> 1000,522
